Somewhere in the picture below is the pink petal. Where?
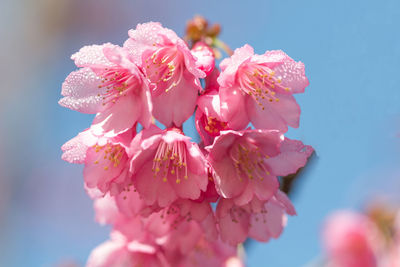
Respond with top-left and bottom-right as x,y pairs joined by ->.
264,50 -> 309,94
218,44 -> 254,87
218,208 -> 249,245
86,239 -> 130,267
127,240 -> 156,254
248,199 -> 286,241
247,93 -> 300,132
91,92 -> 140,137
275,190 -> 296,216
59,68 -> 105,114
191,42 -> 215,75
212,156 -> 247,198
72,43 -> 115,68
233,184 -> 255,206
134,161 -> 177,207
169,172 -> 202,200
265,138 -> 312,176
251,175 -> 280,202
220,86 -> 249,130
152,72 -> 200,127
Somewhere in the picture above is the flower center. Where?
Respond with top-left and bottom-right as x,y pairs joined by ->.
203,115 -> 227,136
93,143 -> 126,170
152,140 -> 188,184
229,204 -> 268,224
238,63 -> 290,110
158,204 -> 193,229
229,140 -> 270,181
98,67 -> 139,106
145,46 -> 184,94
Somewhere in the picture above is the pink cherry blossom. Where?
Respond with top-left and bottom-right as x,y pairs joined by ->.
59,43 -> 152,137
151,201 -> 216,255
216,190 -> 296,245
124,22 -> 205,127
207,129 -> 313,205
176,237 -> 244,267
323,211 -> 382,267
87,231 -> 170,267
129,126 -> 208,207
191,41 -> 215,75
61,128 -> 134,196
59,19 -> 315,266
195,89 -> 228,146
218,44 -> 309,132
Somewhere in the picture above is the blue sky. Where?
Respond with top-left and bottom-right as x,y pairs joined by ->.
1,0 -> 400,266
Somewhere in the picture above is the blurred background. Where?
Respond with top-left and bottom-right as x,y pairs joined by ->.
1,0 -> 400,266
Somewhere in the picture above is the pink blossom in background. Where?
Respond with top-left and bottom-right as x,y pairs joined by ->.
176,237 -> 244,267
87,231 -> 169,267
124,22 -> 205,127
59,44 -> 152,137
218,44 -> 309,132
323,211 -> 382,267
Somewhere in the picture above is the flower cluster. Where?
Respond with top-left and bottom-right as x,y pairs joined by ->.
60,20 -> 313,266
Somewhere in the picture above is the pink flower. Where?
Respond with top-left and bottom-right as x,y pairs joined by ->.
323,211 -> 382,267
61,128 -> 134,196
124,22 -> 205,127
90,196 -> 220,266
216,190 -> 296,245
59,43 -> 152,137
176,237 -> 244,267
195,89 -> 228,146
207,129 -> 313,205
191,42 -> 215,75
218,44 -> 309,132
87,231 -> 170,267
130,126 -> 208,207
151,200 -> 217,255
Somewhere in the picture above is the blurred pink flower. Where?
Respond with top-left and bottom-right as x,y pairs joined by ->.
216,190 -> 296,245
217,44 -> 309,132
92,193 -> 222,266
323,211 -> 382,267
87,231 -> 170,267
176,237 -> 244,267
59,43 -> 152,137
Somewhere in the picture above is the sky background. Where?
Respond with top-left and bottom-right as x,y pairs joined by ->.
1,0 -> 400,266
